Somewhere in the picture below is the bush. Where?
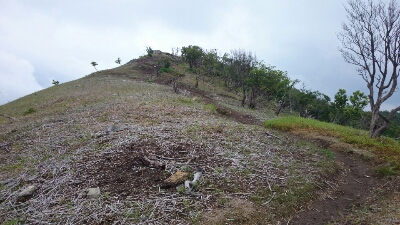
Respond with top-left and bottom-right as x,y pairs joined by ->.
23,108 -> 36,115
146,46 -> 154,57
203,104 -> 217,111
376,166 -> 397,176
158,67 -> 170,73
163,58 -> 171,68
158,58 -> 171,74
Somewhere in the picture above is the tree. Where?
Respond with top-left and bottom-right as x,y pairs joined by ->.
181,45 -> 204,87
333,89 -> 348,111
91,62 -> 98,71
338,0 -> 400,138
115,57 -> 121,65
346,90 -> 369,127
181,45 -> 204,70
52,80 -> 59,85
202,49 -> 220,79
246,65 -> 268,108
146,46 -> 154,57
229,49 -> 257,107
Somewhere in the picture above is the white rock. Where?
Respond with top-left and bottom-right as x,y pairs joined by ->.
87,187 -> 101,199
17,185 -> 37,202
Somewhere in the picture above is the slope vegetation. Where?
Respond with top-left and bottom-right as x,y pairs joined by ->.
0,52 -> 398,224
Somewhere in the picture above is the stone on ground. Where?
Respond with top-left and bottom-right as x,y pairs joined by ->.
87,187 -> 101,199
17,185 -> 37,202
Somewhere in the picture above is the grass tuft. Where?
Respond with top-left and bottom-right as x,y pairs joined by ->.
203,104 -> 217,112
375,166 -> 397,176
265,116 -> 400,169
23,107 -> 36,115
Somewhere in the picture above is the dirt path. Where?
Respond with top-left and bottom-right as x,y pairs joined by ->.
292,151 -> 381,224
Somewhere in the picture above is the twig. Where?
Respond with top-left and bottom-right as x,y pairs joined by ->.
353,179 -> 362,184
262,192 -> 276,206
266,179 -> 272,192
265,132 -> 281,141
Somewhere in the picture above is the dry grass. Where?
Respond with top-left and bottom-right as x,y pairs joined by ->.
0,56 -> 345,224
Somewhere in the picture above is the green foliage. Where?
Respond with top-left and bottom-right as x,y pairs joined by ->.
52,80 -> 59,85
158,67 -> 170,73
265,116 -> 400,169
91,61 -> 98,71
181,45 -> 204,69
250,188 -> 269,205
23,107 -> 36,115
202,49 -> 220,77
158,57 -> 171,73
2,219 -> 22,225
329,89 -> 369,126
177,185 -> 186,194
381,111 -> 400,139
333,89 -> 348,112
115,57 -> 121,65
203,104 -> 217,111
272,178 -> 314,217
376,166 -> 397,176
163,58 -> 170,69
146,46 -> 154,57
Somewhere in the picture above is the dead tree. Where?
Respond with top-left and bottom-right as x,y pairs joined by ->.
338,0 -> 400,138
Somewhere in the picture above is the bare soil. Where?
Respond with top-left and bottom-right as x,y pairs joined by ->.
293,151 -> 377,224
290,138 -> 400,224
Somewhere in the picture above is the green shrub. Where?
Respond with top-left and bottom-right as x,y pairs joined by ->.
376,166 -> 397,176
158,67 -> 170,73
203,104 -> 217,111
23,108 -> 36,115
146,46 -> 154,57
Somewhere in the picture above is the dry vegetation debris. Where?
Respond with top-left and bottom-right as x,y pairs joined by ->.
2,54 -> 389,224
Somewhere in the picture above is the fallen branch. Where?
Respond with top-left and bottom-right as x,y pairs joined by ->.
142,156 -> 166,170
265,132 -> 281,141
262,192 -> 276,205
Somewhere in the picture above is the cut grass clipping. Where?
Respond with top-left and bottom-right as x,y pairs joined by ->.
265,116 -> 400,172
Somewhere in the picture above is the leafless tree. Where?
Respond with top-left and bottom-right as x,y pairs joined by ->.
338,0 -> 400,138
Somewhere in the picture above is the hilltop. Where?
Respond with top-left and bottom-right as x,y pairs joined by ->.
0,51 -> 399,224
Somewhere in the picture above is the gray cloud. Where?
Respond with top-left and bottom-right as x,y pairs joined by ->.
0,0 -> 398,110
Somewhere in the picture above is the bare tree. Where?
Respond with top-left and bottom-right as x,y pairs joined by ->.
338,0 -> 400,138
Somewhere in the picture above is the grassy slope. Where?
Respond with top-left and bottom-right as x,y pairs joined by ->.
265,116 -> 400,170
0,53 -> 397,224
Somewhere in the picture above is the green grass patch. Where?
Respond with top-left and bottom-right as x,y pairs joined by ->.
375,165 -> 397,176
265,116 -> 400,169
0,161 -> 25,173
203,104 -> 217,111
2,218 -> 23,225
23,107 -> 36,115
272,178 -> 315,218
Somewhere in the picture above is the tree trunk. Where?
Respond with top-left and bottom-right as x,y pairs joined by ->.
241,89 -> 247,107
194,75 -> 199,88
275,100 -> 285,116
248,89 -> 256,109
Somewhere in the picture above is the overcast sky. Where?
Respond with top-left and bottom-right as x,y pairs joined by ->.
0,0 -> 399,110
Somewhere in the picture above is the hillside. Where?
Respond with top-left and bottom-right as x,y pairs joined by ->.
1,51 -> 399,224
